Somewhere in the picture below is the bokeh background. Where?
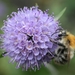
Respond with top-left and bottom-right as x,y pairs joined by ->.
0,0 -> 75,75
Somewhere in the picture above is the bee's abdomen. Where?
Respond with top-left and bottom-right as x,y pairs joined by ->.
54,47 -> 69,64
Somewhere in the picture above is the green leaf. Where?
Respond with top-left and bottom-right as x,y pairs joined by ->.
0,53 -> 3,58
55,7 -> 66,20
0,52 -> 7,58
44,62 -> 58,75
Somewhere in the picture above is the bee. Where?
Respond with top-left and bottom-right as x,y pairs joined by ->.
51,29 -> 75,64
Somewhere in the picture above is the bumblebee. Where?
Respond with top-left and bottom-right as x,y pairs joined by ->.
51,30 -> 75,64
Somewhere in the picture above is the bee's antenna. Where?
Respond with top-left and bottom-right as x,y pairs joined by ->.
51,27 -> 64,36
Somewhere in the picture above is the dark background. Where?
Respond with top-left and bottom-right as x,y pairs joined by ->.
0,0 -> 75,75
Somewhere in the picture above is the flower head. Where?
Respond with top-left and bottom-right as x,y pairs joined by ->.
1,6 -> 61,70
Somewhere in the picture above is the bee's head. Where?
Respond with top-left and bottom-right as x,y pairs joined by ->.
58,30 -> 68,37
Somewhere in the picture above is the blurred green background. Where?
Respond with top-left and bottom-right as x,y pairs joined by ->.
0,0 -> 75,75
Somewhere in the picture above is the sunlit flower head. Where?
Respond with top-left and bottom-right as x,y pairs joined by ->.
1,6 -> 61,70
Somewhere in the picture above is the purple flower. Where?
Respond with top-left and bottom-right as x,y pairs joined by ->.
1,6 -> 61,70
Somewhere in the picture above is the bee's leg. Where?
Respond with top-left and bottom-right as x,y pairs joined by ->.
50,39 -> 65,48
56,42 -> 65,48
